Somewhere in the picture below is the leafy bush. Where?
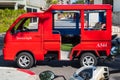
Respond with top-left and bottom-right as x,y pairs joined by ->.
61,44 -> 73,51
0,9 -> 26,33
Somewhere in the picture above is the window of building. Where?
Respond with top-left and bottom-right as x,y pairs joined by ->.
27,8 -> 32,12
33,9 -> 37,22
26,8 -> 38,23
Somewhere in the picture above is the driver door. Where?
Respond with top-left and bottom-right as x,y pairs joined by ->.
11,16 -> 43,59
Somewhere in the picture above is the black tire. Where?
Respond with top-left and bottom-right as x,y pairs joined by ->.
80,52 -> 97,66
16,52 -> 34,69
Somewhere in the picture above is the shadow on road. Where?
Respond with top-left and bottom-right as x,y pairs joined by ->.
101,57 -> 120,69
37,60 -> 80,68
110,70 -> 120,74
36,57 -> 120,69
0,55 -> 16,67
110,70 -> 120,80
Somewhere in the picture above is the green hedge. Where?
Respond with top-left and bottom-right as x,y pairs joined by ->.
61,44 -> 73,51
0,9 -> 26,33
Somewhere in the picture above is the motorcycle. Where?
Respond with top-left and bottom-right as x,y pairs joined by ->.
111,34 -> 120,57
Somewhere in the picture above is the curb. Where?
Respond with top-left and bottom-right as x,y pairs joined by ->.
0,67 -> 39,80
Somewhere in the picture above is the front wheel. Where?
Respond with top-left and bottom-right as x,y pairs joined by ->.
80,53 -> 97,66
16,52 -> 34,69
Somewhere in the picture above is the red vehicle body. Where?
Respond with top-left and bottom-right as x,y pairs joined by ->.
3,4 -> 112,68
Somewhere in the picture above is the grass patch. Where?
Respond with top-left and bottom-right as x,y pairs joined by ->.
61,44 -> 73,51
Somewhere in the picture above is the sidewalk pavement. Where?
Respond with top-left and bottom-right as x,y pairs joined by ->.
0,67 -> 39,80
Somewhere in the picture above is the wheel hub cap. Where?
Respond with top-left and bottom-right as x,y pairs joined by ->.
19,55 -> 30,67
83,56 -> 94,66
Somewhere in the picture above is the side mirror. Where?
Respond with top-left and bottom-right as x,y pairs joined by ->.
39,71 -> 55,80
11,27 -> 20,34
11,27 -> 15,34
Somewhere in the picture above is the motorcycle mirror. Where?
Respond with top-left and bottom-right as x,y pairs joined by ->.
39,70 -> 55,80
112,34 -> 118,40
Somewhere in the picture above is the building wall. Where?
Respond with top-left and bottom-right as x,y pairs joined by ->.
26,0 -> 46,8
113,12 -> 120,25
94,0 -> 102,4
113,0 -> 120,12
110,0 -> 120,25
0,0 -> 46,11
0,0 -> 26,5
16,0 -> 26,5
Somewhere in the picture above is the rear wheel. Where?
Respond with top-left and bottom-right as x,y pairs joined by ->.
16,52 -> 34,69
80,52 -> 97,66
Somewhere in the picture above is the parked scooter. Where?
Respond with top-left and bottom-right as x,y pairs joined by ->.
111,34 -> 120,57
39,66 -> 109,80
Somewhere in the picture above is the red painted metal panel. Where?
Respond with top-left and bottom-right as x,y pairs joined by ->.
3,4 -> 112,62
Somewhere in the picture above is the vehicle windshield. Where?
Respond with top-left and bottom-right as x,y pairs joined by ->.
11,17 -> 39,34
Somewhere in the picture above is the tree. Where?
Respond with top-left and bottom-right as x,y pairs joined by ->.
73,0 -> 84,4
46,0 -> 58,7
52,0 -> 58,4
